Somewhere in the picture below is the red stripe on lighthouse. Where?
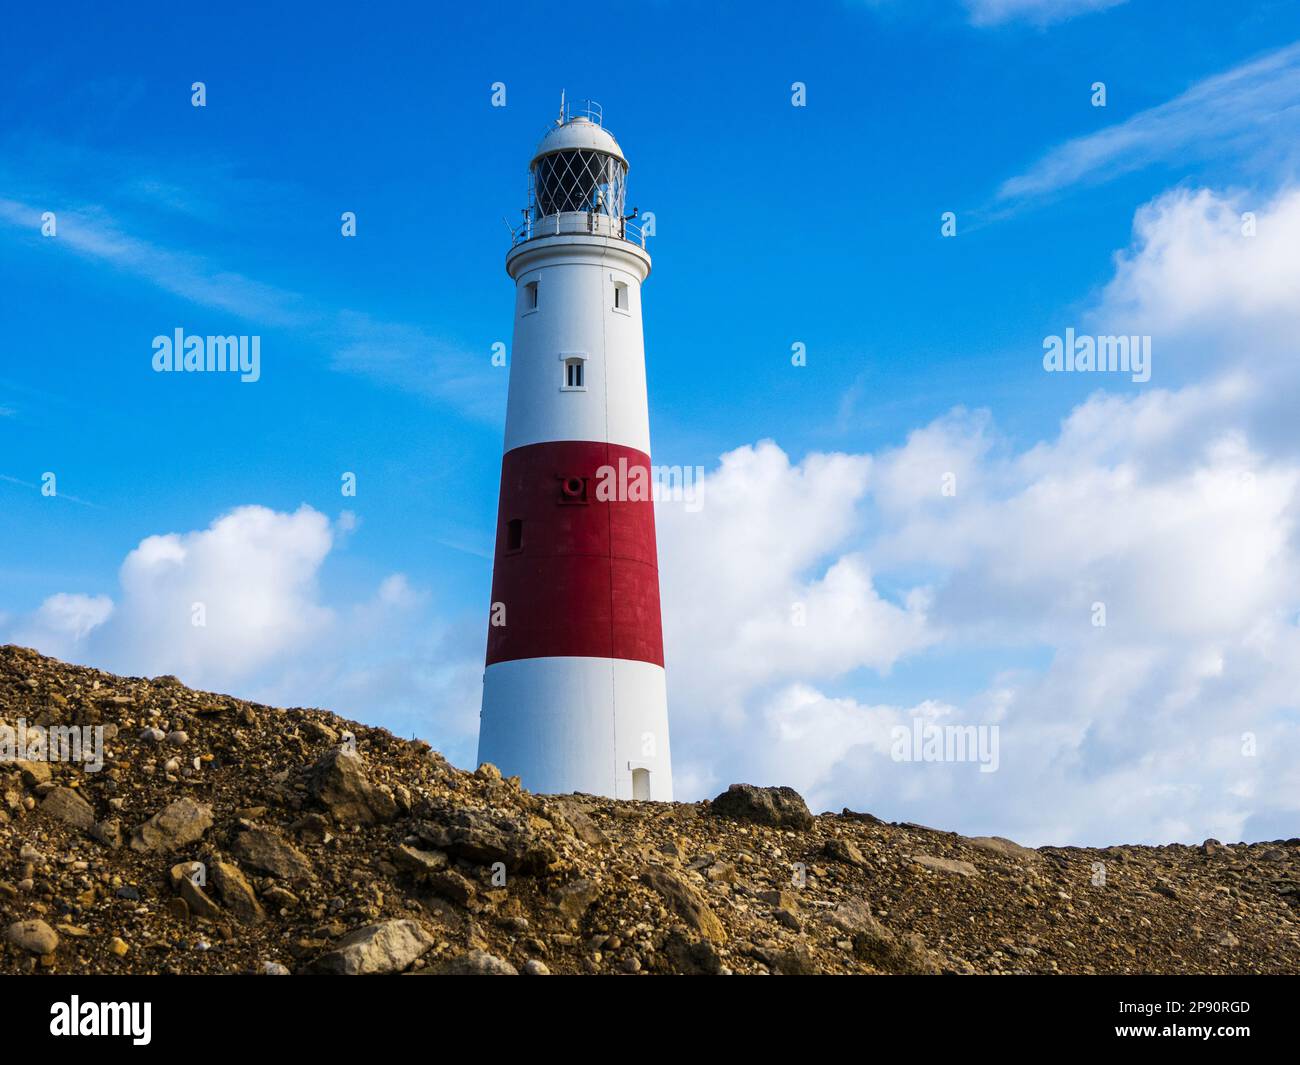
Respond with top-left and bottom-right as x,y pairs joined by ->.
486,440 -> 664,667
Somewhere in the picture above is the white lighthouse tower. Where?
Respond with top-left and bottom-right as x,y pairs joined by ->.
478,100 -> 672,801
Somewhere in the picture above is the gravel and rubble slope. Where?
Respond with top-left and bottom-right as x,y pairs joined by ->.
2,645 -> 1297,975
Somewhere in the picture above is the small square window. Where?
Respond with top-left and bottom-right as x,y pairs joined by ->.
506,519 -> 523,551
524,281 -> 539,311
613,281 -> 628,311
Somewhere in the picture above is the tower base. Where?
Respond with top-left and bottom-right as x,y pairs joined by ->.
478,656 -> 673,801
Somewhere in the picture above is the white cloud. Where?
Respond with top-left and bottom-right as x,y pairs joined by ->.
1097,185 -> 1300,346
13,593 -> 114,659
660,388 -> 1300,845
998,42 -> 1300,202
656,186 -> 1300,844
5,505 -> 484,767
100,504 -> 335,684
657,441 -> 931,726
964,0 -> 1126,27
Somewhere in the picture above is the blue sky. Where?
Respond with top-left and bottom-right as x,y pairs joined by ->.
4,0 -> 1300,845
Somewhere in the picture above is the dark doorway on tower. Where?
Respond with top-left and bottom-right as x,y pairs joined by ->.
632,768 -> 650,800
507,518 -> 523,552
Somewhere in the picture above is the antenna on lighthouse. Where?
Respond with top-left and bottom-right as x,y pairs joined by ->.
557,89 -> 566,125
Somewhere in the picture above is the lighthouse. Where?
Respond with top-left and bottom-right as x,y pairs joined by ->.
477,100 -> 673,801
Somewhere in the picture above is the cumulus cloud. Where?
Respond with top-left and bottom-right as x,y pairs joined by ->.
5,504 -> 484,767
1097,185 -> 1300,348
655,184 -> 1300,846
657,442 -> 931,722
12,593 -> 114,660
659,386 -> 1300,845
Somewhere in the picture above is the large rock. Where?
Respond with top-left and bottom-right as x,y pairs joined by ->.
231,828 -> 313,880
211,861 -> 266,923
912,855 -> 979,878
549,801 -> 608,847
129,798 -> 213,853
13,759 -> 51,786
306,919 -> 434,975
551,878 -> 600,920
966,836 -> 1040,863
640,866 -> 727,943
829,899 -> 938,975
39,787 -> 95,830
415,805 -> 556,875
6,919 -> 58,955
305,747 -> 397,824
709,784 -> 814,831
657,929 -> 723,975
393,844 -> 448,876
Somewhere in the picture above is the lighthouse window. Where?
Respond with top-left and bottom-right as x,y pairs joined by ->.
524,281 -> 539,312
632,768 -> 650,800
613,281 -> 628,311
562,356 -> 586,390
506,519 -> 523,551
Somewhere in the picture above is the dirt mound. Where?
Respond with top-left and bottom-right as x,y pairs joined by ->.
1,645 -> 1297,974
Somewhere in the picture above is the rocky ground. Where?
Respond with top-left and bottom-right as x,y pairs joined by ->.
1,645 -> 1297,975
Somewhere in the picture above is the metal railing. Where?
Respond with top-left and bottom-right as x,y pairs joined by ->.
510,210 -> 647,249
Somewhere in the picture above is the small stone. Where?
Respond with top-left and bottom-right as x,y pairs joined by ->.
912,855 -> 979,878
822,837 -> 867,866
260,961 -> 291,975
231,828 -> 313,879
307,919 -> 435,975
522,959 -> 551,975
179,873 -> 222,919
108,937 -> 129,957
430,949 -> 518,975
639,866 -> 726,942
305,747 -> 398,825
394,844 -> 448,875
303,720 -> 339,744
14,759 -> 52,786
428,869 -> 477,906
138,727 -> 165,744
91,818 -> 124,849
38,787 -> 95,831
211,861 -> 266,924
130,798 -> 213,853
6,919 -> 59,955
551,878 -> 600,920
164,730 -> 189,746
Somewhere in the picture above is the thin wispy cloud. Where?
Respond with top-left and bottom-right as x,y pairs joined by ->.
964,0 -> 1127,27
0,192 -> 499,421
998,40 -> 1300,203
